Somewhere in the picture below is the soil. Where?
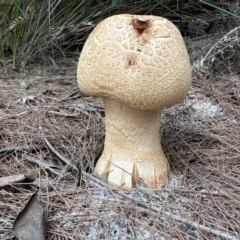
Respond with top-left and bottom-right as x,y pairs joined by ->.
0,58 -> 239,239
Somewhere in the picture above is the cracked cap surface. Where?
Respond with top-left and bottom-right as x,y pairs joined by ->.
77,14 -> 191,110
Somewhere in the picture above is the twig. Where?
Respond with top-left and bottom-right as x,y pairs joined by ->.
202,26 -> 240,63
0,146 -> 31,153
0,110 -> 29,121
24,155 -> 60,175
0,170 -> 38,188
204,165 -> 240,185
83,171 -> 239,240
43,137 -> 78,171
47,110 -> 81,117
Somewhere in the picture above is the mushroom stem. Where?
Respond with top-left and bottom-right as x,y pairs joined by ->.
94,98 -> 170,189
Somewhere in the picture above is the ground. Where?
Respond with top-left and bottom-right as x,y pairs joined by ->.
0,57 -> 239,239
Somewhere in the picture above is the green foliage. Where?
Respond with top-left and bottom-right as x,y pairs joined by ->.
0,0 -> 239,73
198,0 -> 240,19
111,0 -> 118,7
0,0 -> 94,72
0,0 -> 15,7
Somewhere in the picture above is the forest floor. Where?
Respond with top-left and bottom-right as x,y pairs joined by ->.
0,51 -> 239,239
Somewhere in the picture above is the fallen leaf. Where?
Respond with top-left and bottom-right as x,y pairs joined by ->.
13,192 -> 46,240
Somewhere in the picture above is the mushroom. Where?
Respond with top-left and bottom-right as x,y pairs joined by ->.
77,14 -> 191,189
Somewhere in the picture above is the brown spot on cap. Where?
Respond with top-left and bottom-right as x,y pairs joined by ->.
126,52 -> 138,68
132,17 -> 154,43
133,18 -> 151,34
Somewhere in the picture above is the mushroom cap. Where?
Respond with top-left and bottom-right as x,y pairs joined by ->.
77,14 -> 191,110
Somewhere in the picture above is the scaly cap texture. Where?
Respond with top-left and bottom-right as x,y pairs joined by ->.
77,14 -> 191,110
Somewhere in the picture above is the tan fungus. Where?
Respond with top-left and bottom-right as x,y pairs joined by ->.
77,14 -> 191,189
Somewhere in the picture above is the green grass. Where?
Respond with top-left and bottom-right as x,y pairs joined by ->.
0,0 -> 95,73
0,0 -> 239,74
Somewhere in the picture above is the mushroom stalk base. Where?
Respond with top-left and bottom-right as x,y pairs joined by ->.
94,98 -> 170,189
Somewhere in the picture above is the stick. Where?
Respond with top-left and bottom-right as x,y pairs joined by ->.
82,171 -> 239,240
0,170 -> 38,188
43,137 -> 78,171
